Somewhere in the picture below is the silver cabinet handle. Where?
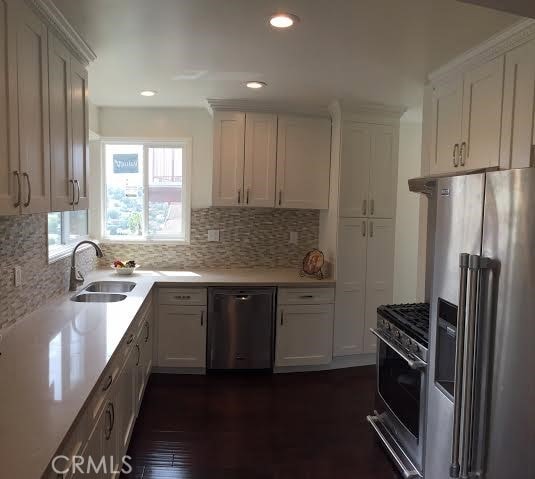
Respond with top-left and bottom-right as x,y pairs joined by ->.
280,311 -> 284,326
105,402 -> 114,440
279,190 -> 282,206
453,143 -> 459,168
13,171 -> 21,207
246,188 -> 250,204
22,172 -> 31,207
174,295 -> 191,300
200,311 -> 204,326
370,328 -> 427,370
460,142 -> 467,167
74,179 -> 80,205
126,333 -> 134,345
69,179 -> 75,205
370,198 -> 375,216
450,253 -> 469,478
102,374 -> 113,392
237,189 -> 241,204
135,344 -> 141,366
362,220 -> 367,237
369,221 -> 374,238
144,321 -> 150,342
362,199 -> 367,216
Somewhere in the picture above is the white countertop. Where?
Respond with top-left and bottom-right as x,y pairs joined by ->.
0,268 -> 334,479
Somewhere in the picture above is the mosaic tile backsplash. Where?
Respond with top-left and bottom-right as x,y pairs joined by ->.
100,208 -> 320,270
0,214 -> 97,329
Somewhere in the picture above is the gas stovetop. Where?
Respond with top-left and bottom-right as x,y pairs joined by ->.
377,303 -> 430,348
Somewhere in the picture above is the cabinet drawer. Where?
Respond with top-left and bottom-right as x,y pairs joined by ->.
278,288 -> 335,305
158,288 -> 207,306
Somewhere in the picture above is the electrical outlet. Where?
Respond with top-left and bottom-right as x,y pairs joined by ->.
207,229 -> 220,242
14,266 -> 22,287
289,232 -> 298,244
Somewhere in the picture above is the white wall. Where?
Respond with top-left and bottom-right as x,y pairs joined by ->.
98,107 -> 213,208
393,121 -> 422,303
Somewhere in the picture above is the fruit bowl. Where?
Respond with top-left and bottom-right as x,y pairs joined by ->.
111,260 -> 140,275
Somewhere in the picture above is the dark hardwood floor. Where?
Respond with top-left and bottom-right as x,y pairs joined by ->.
124,366 -> 401,479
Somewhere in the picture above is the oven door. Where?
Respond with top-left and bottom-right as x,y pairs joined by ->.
367,327 -> 427,478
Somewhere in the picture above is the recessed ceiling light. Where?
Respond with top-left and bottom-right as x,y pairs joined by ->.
269,13 -> 300,29
140,90 -> 157,97
246,81 -> 267,89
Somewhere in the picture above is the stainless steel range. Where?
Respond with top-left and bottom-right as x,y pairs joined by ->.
367,303 -> 430,479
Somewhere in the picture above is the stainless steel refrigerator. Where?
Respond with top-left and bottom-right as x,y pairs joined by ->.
410,168 -> 535,479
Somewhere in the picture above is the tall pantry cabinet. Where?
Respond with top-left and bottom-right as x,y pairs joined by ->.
333,114 -> 399,357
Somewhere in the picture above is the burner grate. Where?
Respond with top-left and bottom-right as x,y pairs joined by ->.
377,303 -> 430,347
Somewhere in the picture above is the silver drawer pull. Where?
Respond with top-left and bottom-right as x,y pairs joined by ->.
102,375 -> 113,391
299,295 -> 314,299
174,295 -> 191,300
126,333 -> 134,345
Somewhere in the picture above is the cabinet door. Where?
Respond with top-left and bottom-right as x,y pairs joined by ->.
339,122 -> 371,217
275,304 -> 334,366
115,347 -> 136,461
500,39 -> 535,170
16,3 -> 50,214
157,305 -> 206,368
71,57 -> 89,210
212,112 -> 245,206
49,33 -> 73,212
461,56 -> 504,170
137,316 -> 153,411
363,219 -> 394,353
369,125 -> 397,219
243,113 -> 277,207
430,77 -> 463,174
334,219 -> 368,357
276,115 -> 331,209
0,0 -> 19,215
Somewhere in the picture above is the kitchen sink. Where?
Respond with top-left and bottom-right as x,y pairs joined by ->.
84,281 -> 136,293
71,293 -> 127,303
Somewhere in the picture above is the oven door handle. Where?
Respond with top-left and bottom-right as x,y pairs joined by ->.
370,328 -> 427,370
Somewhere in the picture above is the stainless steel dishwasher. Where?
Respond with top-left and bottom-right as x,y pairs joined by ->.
207,287 -> 276,370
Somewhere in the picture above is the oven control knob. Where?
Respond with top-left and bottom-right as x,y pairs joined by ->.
395,330 -> 402,340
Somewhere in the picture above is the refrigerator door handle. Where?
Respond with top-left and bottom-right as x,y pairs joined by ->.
450,253 -> 470,478
459,255 -> 486,479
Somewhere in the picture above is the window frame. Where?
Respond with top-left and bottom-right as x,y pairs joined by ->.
99,138 -> 192,244
47,210 -> 90,263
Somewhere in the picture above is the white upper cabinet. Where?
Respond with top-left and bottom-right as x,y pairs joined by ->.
339,122 -> 397,219
16,3 -> 50,214
70,57 -> 89,210
461,56 -> 504,171
0,0 -> 19,216
49,33 -> 73,211
333,218 -> 368,356
212,111 -> 245,206
276,115 -> 331,209
243,113 -> 277,207
363,218 -> 394,354
430,77 -> 464,174
501,38 -> 535,170
369,125 -> 396,219
339,123 -> 371,217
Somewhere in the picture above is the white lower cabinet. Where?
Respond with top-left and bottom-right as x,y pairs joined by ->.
157,288 -> 207,368
275,288 -> 335,367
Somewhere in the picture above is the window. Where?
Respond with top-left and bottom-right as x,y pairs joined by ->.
47,210 -> 89,261
102,141 -> 190,242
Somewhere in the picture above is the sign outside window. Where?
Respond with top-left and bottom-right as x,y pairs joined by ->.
113,154 -> 139,174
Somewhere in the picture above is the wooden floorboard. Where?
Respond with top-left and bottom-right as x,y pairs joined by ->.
123,366 -> 401,479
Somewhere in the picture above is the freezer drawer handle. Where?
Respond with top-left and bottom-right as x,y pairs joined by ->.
370,328 -> 427,370
367,414 -> 422,478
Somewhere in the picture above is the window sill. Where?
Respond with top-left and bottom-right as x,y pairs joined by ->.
48,240 -> 95,264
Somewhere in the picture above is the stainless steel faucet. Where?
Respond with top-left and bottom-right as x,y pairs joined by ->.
70,240 -> 104,291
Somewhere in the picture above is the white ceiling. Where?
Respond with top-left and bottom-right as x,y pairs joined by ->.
52,0 -> 519,120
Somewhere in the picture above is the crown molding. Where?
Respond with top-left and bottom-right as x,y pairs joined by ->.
331,99 -> 406,125
205,98 -> 331,117
27,0 -> 96,65
429,18 -> 535,84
